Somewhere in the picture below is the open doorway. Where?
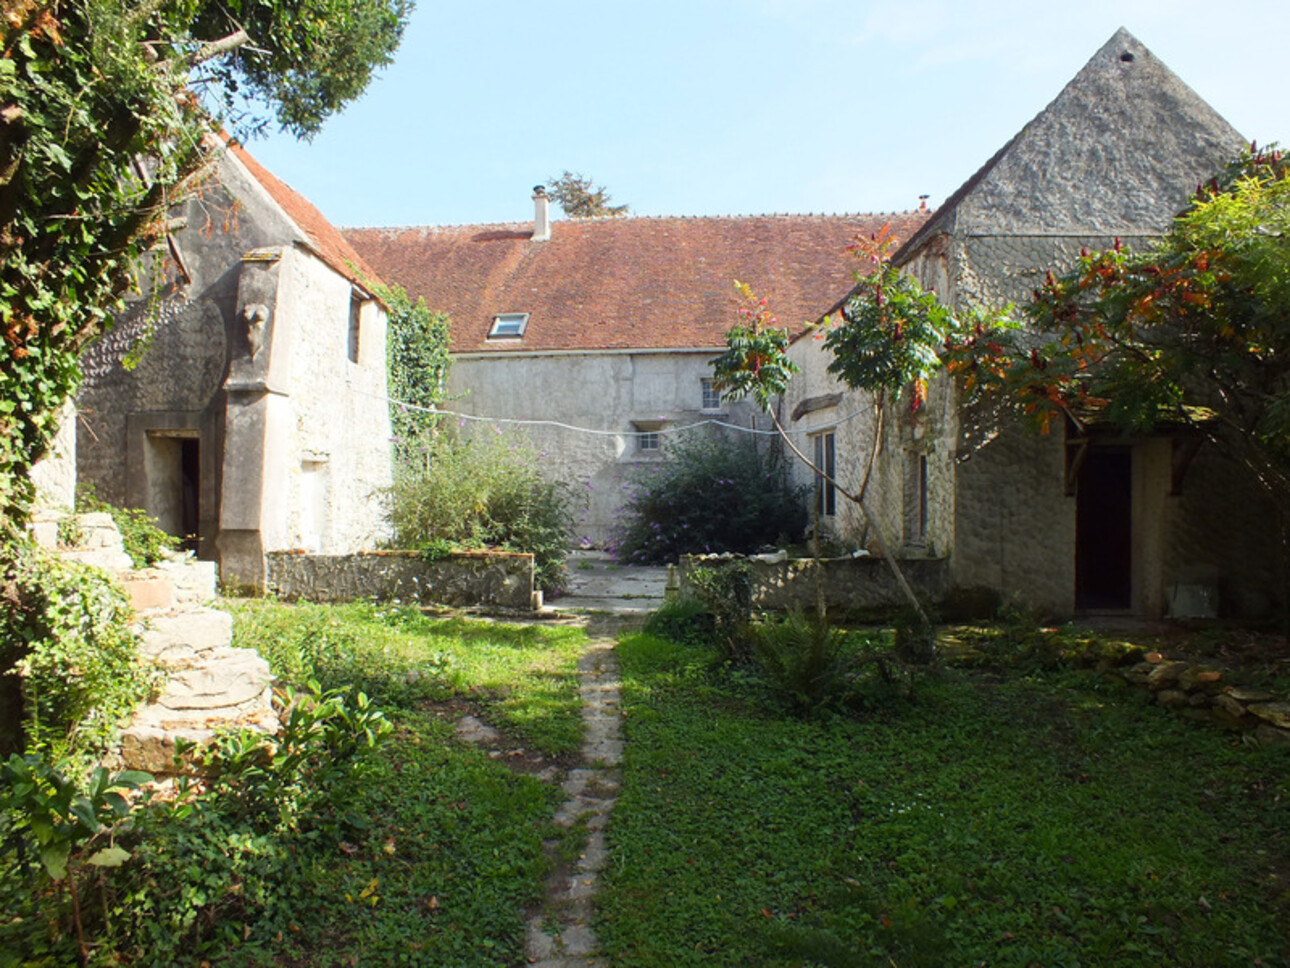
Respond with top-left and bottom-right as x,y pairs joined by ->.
1075,447 -> 1132,610
144,430 -> 200,551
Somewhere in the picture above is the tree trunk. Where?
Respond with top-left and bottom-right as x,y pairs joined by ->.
768,409 -> 934,654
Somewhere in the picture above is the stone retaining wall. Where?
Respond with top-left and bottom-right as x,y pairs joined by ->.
678,554 -> 950,615
266,550 -> 538,611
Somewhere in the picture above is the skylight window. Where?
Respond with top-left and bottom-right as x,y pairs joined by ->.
488,312 -> 529,339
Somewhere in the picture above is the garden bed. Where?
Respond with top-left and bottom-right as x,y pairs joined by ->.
265,549 -> 539,611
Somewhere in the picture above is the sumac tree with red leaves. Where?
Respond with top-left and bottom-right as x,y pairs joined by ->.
946,145 -> 1290,507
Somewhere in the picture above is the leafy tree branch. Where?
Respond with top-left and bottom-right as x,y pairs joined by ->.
0,0 -> 410,532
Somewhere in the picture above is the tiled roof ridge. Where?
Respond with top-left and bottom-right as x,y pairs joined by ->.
345,209 -> 929,234
217,133 -> 387,295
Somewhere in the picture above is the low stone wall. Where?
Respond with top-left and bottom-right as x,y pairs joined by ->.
266,550 -> 537,612
677,554 -> 950,615
1122,657 -> 1289,748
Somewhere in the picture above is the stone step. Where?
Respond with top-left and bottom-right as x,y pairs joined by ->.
155,647 -> 272,711
122,573 -> 175,613
122,645 -> 276,774
155,557 -> 218,605
138,607 -> 234,667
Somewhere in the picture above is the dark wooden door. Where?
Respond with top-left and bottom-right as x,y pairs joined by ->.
1076,448 -> 1132,610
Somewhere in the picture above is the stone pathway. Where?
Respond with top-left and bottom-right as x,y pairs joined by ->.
557,550 -> 668,614
450,615 -> 629,967
524,632 -> 623,967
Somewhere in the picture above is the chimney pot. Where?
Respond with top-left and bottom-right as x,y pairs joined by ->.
532,186 -> 551,242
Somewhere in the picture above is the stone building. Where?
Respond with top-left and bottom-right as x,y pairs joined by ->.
786,28 -> 1278,619
76,138 -> 393,589
346,202 -> 927,544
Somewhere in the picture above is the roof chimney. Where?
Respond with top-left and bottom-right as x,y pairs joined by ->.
532,185 -> 551,242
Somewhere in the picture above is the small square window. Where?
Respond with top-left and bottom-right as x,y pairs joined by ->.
488,312 -> 529,339
632,419 -> 667,455
701,378 -> 721,411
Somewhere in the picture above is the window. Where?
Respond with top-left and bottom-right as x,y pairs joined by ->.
632,419 -> 666,454
488,312 -> 529,339
812,431 -> 836,517
347,291 -> 364,363
904,451 -> 929,545
701,378 -> 722,411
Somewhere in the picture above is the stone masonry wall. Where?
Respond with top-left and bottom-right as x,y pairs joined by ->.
678,554 -> 949,616
266,550 -> 536,611
950,425 -> 1076,618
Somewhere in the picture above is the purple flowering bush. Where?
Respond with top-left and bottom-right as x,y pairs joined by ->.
610,435 -> 807,564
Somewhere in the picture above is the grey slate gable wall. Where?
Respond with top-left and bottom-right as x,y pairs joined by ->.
953,28 -> 1244,238
894,28 -> 1245,281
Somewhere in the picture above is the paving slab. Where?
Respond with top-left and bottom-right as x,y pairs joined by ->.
556,551 -> 667,614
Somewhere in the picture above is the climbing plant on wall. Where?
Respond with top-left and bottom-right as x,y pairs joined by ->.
378,282 -> 451,461
0,0 -> 411,534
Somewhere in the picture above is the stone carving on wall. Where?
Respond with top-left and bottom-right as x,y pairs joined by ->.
242,303 -> 270,359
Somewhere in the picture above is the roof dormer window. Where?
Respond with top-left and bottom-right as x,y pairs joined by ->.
488,312 -> 529,339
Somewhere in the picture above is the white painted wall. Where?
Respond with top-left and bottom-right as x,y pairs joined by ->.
446,349 -> 768,546
274,246 -> 392,554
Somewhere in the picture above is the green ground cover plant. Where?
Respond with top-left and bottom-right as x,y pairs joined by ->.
227,599 -> 586,754
598,629 -> 1290,967
1,602 -> 586,967
74,487 -> 180,567
0,543 -> 157,764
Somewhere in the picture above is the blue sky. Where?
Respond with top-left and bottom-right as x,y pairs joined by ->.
247,0 -> 1290,229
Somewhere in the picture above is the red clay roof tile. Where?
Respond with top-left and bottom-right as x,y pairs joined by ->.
227,140 -> 386,293
345,212 -> 929,354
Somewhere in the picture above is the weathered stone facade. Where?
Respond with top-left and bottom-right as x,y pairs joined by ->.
789,29 -> 1279,619
77,142 -> 393,590
29,401 -> 77,510
347,210 -> 930,551
448,350 -> 768,544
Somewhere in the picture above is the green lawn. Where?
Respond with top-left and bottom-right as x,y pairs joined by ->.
1,602 -> 587,968
598,631 -> 1290,968
220,600 -> 589,967
227,599 -> 588,755
9,600 -> 1285,967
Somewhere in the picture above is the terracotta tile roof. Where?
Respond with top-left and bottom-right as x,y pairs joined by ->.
225,139 -> 386,293
345,212 -> 930,354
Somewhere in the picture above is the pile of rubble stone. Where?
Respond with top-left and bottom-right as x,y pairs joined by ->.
1123,653 -> 1290,748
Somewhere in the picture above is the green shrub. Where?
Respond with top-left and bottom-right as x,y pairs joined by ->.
687,562 -> 753,664
751,611 -> 864,715
383,430 -> 574,593
0,543 -> 156,763
610,434 -> 807,564
75,485 -> 179,567
643,599 -> 715,648
0,686 -> 391,968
